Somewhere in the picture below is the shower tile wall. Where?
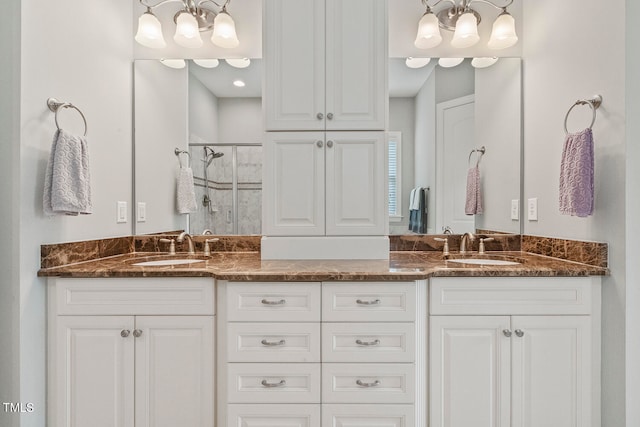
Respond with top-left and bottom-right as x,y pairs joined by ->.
189,145 -> 262,235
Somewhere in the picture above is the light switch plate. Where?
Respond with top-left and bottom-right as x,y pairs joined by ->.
511,199 -> 519,220
527,198 -> 538,221
137,202 -> 146,223
117,201 -> 127,223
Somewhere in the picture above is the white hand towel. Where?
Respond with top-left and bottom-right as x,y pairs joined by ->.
177,167 -> 198,214
411,186 -> 423,210
43,129 -> 92,216
409,188 -> 416,211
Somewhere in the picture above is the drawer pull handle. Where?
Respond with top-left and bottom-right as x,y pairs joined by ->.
355,339 -> 380,346
261,379 -> 286,388
356,299 -> 381,306
503,329 -> 512,337
515,329 -> 525,337
261,299 -> 286,306
356,379 -> 380,388
261,339 -> 286,347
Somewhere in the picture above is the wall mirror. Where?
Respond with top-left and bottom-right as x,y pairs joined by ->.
133,56 -> 521,236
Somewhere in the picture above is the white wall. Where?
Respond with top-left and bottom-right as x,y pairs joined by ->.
0,0 -> 20,425
414,70 -> 436,233
389,98 -> 415,234
19,1 -> 133,425
523,1 -> 626,425
189,73 -> 219,142
217,98 -> 263,143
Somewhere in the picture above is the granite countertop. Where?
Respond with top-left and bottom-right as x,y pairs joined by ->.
37,250 -> 608,281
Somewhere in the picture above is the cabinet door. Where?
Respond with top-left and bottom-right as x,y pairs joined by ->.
264,0 -> 325,131
325,132 -> 387,235
263,132 -> 325,235
325,0 -> 387,130
52,316 -> 135,427
134,316 -> 214,427
511,316 -> 593,427
430,316 -> 511,427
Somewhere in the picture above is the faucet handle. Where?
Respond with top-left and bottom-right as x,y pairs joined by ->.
203,238 -> 219,256
159,238 -> 176,255
478,237 -> 495,255
434,237 -> 450,256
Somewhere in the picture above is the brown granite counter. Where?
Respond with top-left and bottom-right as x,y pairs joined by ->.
38,250 -> 608,281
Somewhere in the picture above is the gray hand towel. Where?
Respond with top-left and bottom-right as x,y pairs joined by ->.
177,167 -> 198,214
559,128 -> 594,217
43,129 -> 92,216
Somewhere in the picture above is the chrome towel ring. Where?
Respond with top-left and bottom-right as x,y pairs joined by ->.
564,94 -> 602,135
47,97 -> 88,136
468,146 -> 486,167
174,147 -> 191,168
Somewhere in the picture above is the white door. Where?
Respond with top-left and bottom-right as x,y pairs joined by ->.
430,315 -> 511,427
263,0 -> 325,131
263,132 -> 326,236
325,0 -> 387,130
511,316 -> 593,427
134,316 -> 214,427
325,131 -> 387,235
53,316 -> 135,427
436,95 -> 476,233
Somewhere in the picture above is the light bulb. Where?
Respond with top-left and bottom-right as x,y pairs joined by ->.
451,11 -> 480,48
174,12 -> 203,48
405,57 -> 432,69
488,11 -> 518,49
193,59 -> 220,68
438,58 -> 464,68
211,9 -> 239,48
471,57 -> 499,68
225,58 -> 251,68
414,11 -> 442,49
135,11 -> 166,49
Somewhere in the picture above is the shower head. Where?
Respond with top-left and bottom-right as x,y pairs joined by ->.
203,147 -> 224,166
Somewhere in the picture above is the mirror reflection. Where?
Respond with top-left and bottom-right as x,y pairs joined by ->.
133,57 -> 521,236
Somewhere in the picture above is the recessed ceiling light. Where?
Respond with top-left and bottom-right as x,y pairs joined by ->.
233,79 -> 246,87
405,57 -> 432,69
225,58 -> 251,69
438,57 -> 464,68
193,58 -> 220,68
471,57 -> 499,68
160,59 -> 186,69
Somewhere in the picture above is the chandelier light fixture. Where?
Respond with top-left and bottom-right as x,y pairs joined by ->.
415,0 -> 518,50
135,0 -> 239,49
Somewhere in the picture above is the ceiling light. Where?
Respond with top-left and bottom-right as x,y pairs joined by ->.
233,79 -> 246,87
405,57 -> 432,69
193,59 -> 220,68
225,58 -> 251,68
160,59 -> 187,69
471,57 -> 499,68
135,0 -> 240,49
415,0 -> 518,50
438,58 -> 464,68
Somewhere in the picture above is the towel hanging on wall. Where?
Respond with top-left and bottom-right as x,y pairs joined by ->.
177,165 -> 198,214
43,129 -> 93,216
559,127 -> 594,217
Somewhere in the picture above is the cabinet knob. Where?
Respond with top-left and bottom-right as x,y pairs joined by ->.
261,339 -> 286,347
355,339 -> 380,346
502,329 -> 512,337
261,379 -> 286,388
133,329 -> 143,338
316,140 -> 324,148
356,298 -> 381,306
326,140 -> 334,148
317,112 -> 324,120
515,329 -> 525,337
327,112 -> 334,120
356,379 -> 380,388
261,298 -> 286,306
120,329 -> 130,338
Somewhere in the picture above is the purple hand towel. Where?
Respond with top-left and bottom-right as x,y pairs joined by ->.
465,166 -> 483,215
559,128 -> 594,217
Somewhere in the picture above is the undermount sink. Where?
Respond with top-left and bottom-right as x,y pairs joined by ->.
446,258 -> 521,266
131,258 -> 207,267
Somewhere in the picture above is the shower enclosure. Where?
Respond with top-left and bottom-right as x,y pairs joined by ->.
188,143 -> 262,235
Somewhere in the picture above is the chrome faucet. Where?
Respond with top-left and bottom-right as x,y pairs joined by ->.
460,232 -> 476,254
176,232 -> 195,255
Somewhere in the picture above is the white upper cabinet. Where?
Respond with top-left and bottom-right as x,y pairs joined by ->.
264,0 -> 387,131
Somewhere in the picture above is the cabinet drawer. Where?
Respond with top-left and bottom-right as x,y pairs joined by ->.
226,282 -> 321,322
227,322 -> 320,362
227,363 -> 320,404
227,404 -> 320,427
430,277 -> 596,315
322,282 -> 416,322
322,404 -> 415,427
322,323 -> 415,363
322,364 -> 415,404
51,277 -> 214,315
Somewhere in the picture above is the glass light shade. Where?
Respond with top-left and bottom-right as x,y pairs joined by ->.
488,12 -> 518,49
135,12 -> 166,49
211,11 -> 239,48
225,58 -> 251,68
193,59 -> 220,68
174,12 -> 203,48
405,57 -> 432,69
438,57 -> 464,68
471,57 -> 499,68
451,12 -> 480,48
414,12 -> 442,49
160,59 -> 186,69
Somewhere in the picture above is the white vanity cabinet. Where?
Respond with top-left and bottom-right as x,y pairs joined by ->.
47,278 -> 215,427
429,277 -> 601,427
263,131 -> 386,237
263,0 -> 387,131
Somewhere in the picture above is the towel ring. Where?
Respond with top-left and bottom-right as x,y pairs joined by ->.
47,98 -> 88,136
564,94 -> 602,135
174,148 -> 191,168
468,146 -> 486,167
